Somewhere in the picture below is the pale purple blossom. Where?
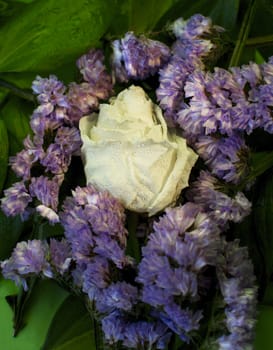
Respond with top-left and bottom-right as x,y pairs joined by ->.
217,239 -> 257,350
194,133 -> 250,184
186,171 -> 252,227
111,32 -> 170,82
9,135 -> 44,180
1,240 -> 52,290
170,14 -> 214,39
137,203 -> 220,340
1,181 -> 32,219
97,282 -> 138,312
156,55 -> 198,126
32,75 -> 69,109
77,49 -> 112,98
101,311 -> 171,350
49,238 -> 72,275
29,176 -> 60,211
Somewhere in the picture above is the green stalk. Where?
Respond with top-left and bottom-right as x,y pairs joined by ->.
245,34 -> 273,48
229,0 -> 257,67
0,78 -> 35,102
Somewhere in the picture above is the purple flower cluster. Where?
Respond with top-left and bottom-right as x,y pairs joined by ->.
178,58 -> 273,138
156,14 -> 225,126
194,133 -> 250,184
186,171 -> 252,228
60,185 -> 173,348
1,76 -> 82,223
111,32 -> 171,82
137,203 -> 221,342
1,238 -> 72,290
1,49 -> 113,224
217,239 -> 257,350
102,312 -> 171,349
67,49 -> 113,122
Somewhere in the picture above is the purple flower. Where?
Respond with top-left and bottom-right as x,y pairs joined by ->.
172,38 -> 214,61
67,82 -> 99,122
49,238 -> 72,274
112,32 -> 170,82
1,240 -> 52,290
9,136 -> 44,180
217,239 -> 257,350
41,143 -> 71,174
54,126 -> 82,155
32,75 -> 69,109
186,171 -> 252,228
101,311 -> 171,350
97,281 -> 138,312
123,320 -> 171,349
137,203 -> 220,340
29,175 -> 60,211
156,55 -> 198,126
101,311 -> 126,345
71,185 -> 127,245
194,133 -> 250,184
170,14 -> 214,40
177,67 -> 259,137
60,185 -> 129,296
82,257 -> 111,300
1,181 -> 32,219
36,204 -> 60,223
159,304 -> 203,342
77,49 -> 112,100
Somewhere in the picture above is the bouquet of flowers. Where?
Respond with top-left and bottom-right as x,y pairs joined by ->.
0,1 -> 273,349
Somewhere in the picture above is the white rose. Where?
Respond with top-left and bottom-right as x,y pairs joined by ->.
79,85 -> 198,216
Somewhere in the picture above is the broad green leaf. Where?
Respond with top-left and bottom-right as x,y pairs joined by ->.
0,119 -> 9,193
254,305 -> 273,350
107,0 -> 182,35
6,278 -> 38,336
0,210 -> 25,260
0,72 -> 38,90
156,0 -> 239,31
128,0 -> 181,33
209,0 -> 240,32
42,295 -> 96,350
0,0 -> 113,73
0,96 -> 33,155
0,279 -> 68,350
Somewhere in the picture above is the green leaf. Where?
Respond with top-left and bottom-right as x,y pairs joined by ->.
42,295 -> 96,350
254,305 -> 273,350
0,0 -> 113,74
248,151 -> 273,181
0,210 -> 26,260
0,96 -> 33,154
156,0 -> 240,31
6,278 -> 38,336
209,0 -> 240,32
229,0 -> 257,67
0,119 -> 9,193
0,279 -> 68,350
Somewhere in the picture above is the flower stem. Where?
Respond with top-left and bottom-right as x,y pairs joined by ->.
229,0 -> 257,67
0,78 -> 35,102
126,211 -> 141,262
245,34 -> 273,48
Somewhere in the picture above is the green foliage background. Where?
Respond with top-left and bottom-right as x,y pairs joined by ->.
0,0 -> 273,349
